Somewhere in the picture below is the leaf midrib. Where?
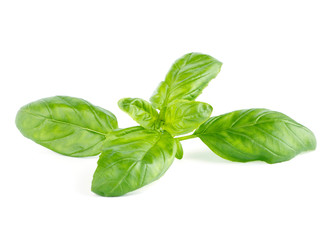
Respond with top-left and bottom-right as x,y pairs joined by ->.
196,119 -> 304,136
107,133 -> 163,194
21,109 -> 108,136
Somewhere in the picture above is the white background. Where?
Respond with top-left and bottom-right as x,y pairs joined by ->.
1,1 -> 328,239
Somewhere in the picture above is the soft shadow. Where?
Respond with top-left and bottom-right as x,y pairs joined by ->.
184,150 -> 232,164
76,169 -> 95,197
184,150 -> 266,165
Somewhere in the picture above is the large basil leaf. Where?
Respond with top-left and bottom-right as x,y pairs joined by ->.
15,96 -> 118,157
118,98 -> 159,129
194,109 -> 316,164
150,52 -> 222,110
163,100 -> 212,136
92,128 -> 176,197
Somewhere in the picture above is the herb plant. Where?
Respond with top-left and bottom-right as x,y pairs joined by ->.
16,52 -> 316,197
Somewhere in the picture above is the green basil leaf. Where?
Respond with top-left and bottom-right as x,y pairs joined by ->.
92,128 -> 176,197
15,96 -> 118,157
150,52 -> 222,109
175,139 -> 183,160
103,126 -> 145,144
149,81 -> 169,110
118,98 -> 159,129
163,100 -> 213,136
194,109 -> 316,164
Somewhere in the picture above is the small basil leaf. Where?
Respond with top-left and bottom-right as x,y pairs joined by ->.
175,139 -> 183,160
118,98 -> 159,129
194,109 -> 316,164
150,52 -> 222,109
149,81 -> 169,110
163,100 -> 213,136
92,129 -> 176,197
15,96 -> 118,157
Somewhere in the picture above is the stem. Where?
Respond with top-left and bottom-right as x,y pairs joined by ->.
156,106 -> 167,129
175,134 -> 197,141
159,106 -> 167,121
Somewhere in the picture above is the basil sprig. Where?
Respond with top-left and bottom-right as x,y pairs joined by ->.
16,52 -> 316,197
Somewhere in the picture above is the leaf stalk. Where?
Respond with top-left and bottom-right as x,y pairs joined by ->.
175,134 -> 197,141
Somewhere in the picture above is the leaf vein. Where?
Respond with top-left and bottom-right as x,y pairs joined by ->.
20,110 -> 106,136
254,126 -> 297,152
110,162 -> 138,194
226,129 -> 283,157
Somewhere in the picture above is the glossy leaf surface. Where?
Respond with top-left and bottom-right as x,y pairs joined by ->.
104,126 -> 145,143
92,128 -> 176,197
16,96 -> 118,157
163,100 -> 212,136
194,109 -> 316,163
118,98 -> 159,129
150,52 -> 222,109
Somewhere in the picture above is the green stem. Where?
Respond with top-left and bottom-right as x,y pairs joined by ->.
159,106 -> 167,121
175,134 -> 197,141
156,106 -> 167,129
